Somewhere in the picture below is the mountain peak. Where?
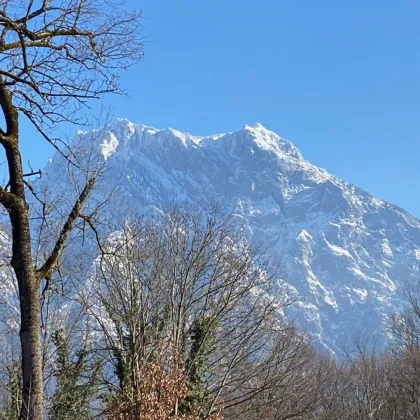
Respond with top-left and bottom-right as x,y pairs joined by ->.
244,122 -> 266,130
38,119 -> 420,354
242,122 -> 275,136
237,123 -> 304,161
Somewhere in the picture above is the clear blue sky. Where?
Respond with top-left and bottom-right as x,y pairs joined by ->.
19,0 -> 420,216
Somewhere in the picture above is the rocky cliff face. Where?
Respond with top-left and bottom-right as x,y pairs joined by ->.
34,119 -> 420,353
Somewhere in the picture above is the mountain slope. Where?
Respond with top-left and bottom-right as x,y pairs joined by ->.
42,119 -> 420,353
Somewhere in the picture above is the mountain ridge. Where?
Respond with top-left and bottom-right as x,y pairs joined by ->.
37,119 -> 420,353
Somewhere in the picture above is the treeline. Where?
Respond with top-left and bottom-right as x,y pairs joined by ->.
0,209 -> 418,419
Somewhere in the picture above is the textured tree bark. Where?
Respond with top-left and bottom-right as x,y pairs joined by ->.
7,145 -> 43,420
0,86 -> 43,419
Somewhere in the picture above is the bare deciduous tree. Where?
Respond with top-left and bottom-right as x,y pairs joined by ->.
78,208 -> 326,419
0,1 -> 143,417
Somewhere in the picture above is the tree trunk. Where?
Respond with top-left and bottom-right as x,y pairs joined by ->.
6,141 -> 43,420
0,77 -> 43,419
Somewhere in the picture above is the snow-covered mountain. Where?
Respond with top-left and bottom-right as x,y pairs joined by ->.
40,119 -> 420,353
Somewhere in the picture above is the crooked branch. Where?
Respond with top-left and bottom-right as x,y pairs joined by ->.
36,176 -> 96,282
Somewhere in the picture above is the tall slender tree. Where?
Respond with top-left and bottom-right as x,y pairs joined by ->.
0,1 -> 143,418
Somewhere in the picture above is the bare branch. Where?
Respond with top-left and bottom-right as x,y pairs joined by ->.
36,176 -> 96,282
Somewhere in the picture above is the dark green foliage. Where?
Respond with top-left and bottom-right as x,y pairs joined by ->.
112,303 -> 172,392
112,335 -> 132,391
181,317 -> 214,416
48,330 -> 102,420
